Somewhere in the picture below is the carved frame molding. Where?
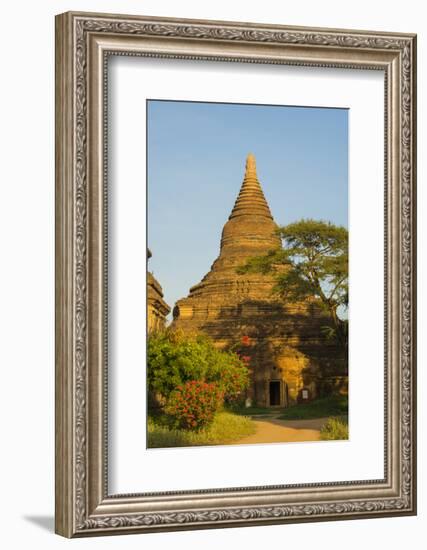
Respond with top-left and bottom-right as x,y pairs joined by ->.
55,11 -> 416,537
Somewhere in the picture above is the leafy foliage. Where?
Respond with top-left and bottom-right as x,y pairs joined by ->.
320,416 -> 349,440
277,395 -> 348,420
147,412 -> 255,448
164,380 -> 223,430
147,329 -> 250,402
237,219 -> 348,348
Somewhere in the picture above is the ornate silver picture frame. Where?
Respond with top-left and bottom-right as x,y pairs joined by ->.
55,11 -> 417,537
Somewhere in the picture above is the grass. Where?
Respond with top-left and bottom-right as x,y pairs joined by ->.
147,411 -> 256,448
277,395 -> 348,421
320,416 -> 349,441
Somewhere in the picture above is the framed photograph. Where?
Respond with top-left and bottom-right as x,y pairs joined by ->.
55,11 -> 417,537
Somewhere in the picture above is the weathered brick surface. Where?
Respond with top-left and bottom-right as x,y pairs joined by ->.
172,155 -> 347,406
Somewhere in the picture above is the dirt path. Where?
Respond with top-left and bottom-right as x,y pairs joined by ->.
234,417 -> 328,444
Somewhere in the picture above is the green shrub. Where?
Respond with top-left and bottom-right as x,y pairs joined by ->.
278,395 -> 348,420
147,329 -> 250,402
164,380 -> 223,430
147,412 -> 255,448
320,416 -> 349,440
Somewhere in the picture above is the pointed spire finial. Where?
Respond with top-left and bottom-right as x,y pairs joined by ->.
245,153 -> 257,179
228,153 -> 273,221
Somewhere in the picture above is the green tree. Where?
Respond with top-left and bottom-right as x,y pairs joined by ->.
237,219 -> 348,349
147,329 -> 250,401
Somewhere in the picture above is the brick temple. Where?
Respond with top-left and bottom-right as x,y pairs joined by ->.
172,154 -> 347,407
147,249 -> 170,333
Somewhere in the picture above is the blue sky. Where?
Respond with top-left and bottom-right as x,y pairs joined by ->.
147,100 -> 348,316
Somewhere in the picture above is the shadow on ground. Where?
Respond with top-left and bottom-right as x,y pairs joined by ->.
23,515 -> 54,533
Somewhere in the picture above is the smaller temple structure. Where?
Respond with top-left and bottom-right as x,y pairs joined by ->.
147,249 -> 170,333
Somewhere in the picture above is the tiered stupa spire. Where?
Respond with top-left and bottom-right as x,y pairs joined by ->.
173,153 -> 281,301
217,154 -> 281,262
229,153 -> 273,220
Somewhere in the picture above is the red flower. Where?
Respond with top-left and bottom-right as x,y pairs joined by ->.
164,380 -> 223,431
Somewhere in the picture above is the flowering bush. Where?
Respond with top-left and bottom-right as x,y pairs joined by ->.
217,355 -> 250,405
164,381 -> 223,430
241,335 -> 252,347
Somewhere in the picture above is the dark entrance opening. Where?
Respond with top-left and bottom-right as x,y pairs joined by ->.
269,381 -> 281,406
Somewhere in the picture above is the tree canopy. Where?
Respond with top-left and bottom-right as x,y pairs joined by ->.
147,329 -> 250,401
237,219 -> 348,348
